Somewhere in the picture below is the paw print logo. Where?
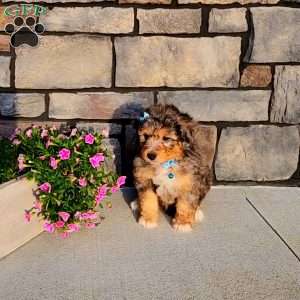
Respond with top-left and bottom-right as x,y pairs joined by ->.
5,16 -> 45,48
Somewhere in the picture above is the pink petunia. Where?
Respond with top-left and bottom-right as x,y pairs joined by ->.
60,232 -> 70,239
86,212 -> 98,220
80,212 -> 98,220
49,157 -> 58,170
41,129 -> 48,138
85,133 -> 95,145
43,221 -> 55,233
39,155 -> 46,161
89,153 -> 105,169
18,154 -> 26,171
95,185 -> 108,205
55,220 -> 65,228
33,200 -> 42,212
85,223 -> 96,229
12,139 -> 21,145
24,211 -> 31,223
111,186 -> 119,193
58,211 -> 70,222
58,148 -> 71,160
117,176 -> 126,187
26,129 -> 32,138
74,212 -> 82,219
67,223 -> 80,233
39,182 -> 51,193
78,177 -> 87,187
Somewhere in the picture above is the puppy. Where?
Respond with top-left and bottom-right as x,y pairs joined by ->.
133,104 -> 212,232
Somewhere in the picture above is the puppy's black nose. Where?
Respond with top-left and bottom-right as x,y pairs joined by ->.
147,152 -> 157,161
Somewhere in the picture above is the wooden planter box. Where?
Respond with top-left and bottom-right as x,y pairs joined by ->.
0,177 -> 43,259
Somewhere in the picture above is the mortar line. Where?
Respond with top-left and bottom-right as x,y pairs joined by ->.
245,196 -> 300,264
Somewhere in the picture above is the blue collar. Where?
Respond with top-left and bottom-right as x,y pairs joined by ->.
161,159 -> 177,169
161,159 -> 177,179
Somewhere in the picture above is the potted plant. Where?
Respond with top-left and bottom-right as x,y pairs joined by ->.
12,125 -> 126,239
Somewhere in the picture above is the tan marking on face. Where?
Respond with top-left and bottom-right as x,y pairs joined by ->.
140,127 -> 184,163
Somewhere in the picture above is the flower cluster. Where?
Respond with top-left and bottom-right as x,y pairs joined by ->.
15,126 -> 126,238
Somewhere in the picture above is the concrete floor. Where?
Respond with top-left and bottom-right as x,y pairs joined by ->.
0,187 -> 300,300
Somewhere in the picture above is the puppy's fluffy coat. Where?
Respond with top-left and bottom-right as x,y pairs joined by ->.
133,104 -> 212,232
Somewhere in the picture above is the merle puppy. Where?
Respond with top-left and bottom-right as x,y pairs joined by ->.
133,104 -> 212,232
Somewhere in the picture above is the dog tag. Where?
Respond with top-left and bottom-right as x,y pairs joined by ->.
168,173 -> 175,179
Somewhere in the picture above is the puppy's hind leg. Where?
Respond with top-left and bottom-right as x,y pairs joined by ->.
138,188 -> 159,229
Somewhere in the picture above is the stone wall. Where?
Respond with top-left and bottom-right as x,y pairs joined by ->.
0,1 -> 299,185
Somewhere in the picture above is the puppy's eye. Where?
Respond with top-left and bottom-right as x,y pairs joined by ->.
143,134 -> 149,140
163,137 -> 172,142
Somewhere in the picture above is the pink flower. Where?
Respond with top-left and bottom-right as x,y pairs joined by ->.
39,182 -> 51,193
58,211 -> 70,222
55,220 -> 65,228
101,128 -> 109,138
74,212 -> 82,219
43,221 -> 55,233
67,223 -> 80,233
86,212 -> 98,220
39,155 -> 46,161
60,232 -> 70,239
10,128 -> 21,141
95,185 -> 108,205
33,200 -> 42,212
117,176 -> 126,187
89,153 -> 105,169
41,129 -> 48,138
111,186 -> 119,193
12,139 -> 21,145
78,177 -> 87,187
49,157 -> 58,170
85,133 -> 95,145
24,211 -> 31,223
59,148 -> 71,160
85,223 -> 96,229
70,128 -> 77,136
18,154 -> 26,171
81,212 -> 97,220
26,129 -> 32,138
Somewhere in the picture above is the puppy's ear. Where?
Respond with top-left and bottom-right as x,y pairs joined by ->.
146,105 -> 164,120
176,122 -> 194,145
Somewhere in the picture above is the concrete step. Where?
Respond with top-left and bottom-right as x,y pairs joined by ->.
0,187 -> 299,300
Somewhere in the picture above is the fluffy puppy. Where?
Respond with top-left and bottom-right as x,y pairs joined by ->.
133,104 -> 212,232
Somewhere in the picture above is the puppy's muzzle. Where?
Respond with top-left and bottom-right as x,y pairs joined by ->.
147,152 -> 157,161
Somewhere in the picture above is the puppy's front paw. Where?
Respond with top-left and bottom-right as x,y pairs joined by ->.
172,221 -> 192,232
138,217 -> 158,229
